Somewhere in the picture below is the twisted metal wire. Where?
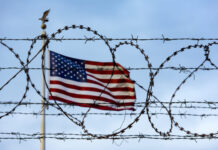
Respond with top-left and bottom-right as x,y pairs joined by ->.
1,101 -> 218,109
0,132 -> 217,141
1,24 -> 218,141
1,36 -> 218,42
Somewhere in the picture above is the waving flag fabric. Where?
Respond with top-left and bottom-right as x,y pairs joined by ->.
49,51 -> 136,111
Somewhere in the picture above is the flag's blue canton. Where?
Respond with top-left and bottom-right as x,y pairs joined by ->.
50,51 -> 87,82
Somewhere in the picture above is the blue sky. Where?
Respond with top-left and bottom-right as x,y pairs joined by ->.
1,0 -> 218,150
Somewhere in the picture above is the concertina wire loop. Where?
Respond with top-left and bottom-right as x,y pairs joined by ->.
0,24 -> 218,140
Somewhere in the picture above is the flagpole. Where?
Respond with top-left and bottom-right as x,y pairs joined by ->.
40,9 -> 50,150
40,29 -> 46,150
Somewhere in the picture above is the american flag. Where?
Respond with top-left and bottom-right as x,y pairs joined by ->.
49,51 -> 136,111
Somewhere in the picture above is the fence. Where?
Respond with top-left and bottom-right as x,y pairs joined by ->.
1,11 -> 218,142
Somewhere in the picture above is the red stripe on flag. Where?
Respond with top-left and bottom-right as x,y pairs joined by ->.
49,88 -> 135,105
87,73 -> 134,84
50,80 -> 136,99
49,96 -> 135,111
85,61 -> 129,75
86,61 -> 115,66
50,80 -> 135,92
86,69 -> 129,76
86,79 -> 134,92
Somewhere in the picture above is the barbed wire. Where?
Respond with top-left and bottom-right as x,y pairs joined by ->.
0,101 -> 218,109
1,37 -> 218,42
1,100 -> 218,104
1,111 -> 218,118
1,22 -> 218,141
1,66 -> 218,71
150,41 -> 218,138
0,132 -> 217,141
